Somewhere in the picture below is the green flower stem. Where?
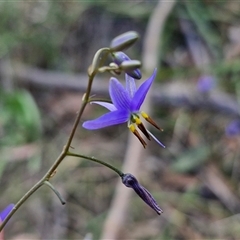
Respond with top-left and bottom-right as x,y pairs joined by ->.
67,152 -> 124,177
0,48 -> 112,232
44,181 -> 66,205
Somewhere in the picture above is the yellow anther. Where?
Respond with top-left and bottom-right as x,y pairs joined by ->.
129,124 -> 136,132
141,111 -> 162,131
129,124 -> 147,148
135,117 -> 141,125
132,115 -> 142,125
141,111 -> 149,119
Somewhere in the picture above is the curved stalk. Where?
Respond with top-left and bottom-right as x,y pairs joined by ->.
44,181 -> 66,205
67,152 -> 124,177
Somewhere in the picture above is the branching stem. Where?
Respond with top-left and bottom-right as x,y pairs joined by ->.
0,48 -> 112,232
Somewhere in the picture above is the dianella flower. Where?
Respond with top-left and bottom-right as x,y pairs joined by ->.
83,69 -> 165,148
122,173 -> 163,215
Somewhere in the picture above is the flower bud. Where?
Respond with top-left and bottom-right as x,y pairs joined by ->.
110,31 -> 139,51
112,51 -> 131,64
122,173 -> 163,215
112,52 -> 142,79
120,60 -> 141,71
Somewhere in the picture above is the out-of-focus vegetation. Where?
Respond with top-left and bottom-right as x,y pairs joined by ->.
1,1 -> 240,239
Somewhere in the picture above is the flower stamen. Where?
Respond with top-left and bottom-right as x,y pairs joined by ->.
133,116 -> 150,140
141,111 -> 163,131
129,124 -> 147,148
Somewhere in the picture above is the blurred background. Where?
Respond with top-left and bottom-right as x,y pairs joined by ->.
1,1 -> 240,239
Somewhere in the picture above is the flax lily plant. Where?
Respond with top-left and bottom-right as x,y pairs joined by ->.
1,31 -> 166,236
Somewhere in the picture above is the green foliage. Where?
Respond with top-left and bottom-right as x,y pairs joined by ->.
0,89 -> 41,145
0,1 -> 85,67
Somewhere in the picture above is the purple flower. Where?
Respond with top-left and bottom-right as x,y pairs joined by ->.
225,120 -> 240,137
83,69 -> 165,148
112,51 -> 142,80
122,173 -> 163,215
0,204 -> 14,222
197,75 -> 215,93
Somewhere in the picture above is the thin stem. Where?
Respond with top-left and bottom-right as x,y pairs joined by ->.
67,152 -> 124,177
44,181 -> 66,205
0,48 -> 112,232
0,180 -> 44,231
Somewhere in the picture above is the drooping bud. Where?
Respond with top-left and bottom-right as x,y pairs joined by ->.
122,173 -> 163,215
110,31 -> 139,51
112,52 -> 142,79
112,51 -> 131,64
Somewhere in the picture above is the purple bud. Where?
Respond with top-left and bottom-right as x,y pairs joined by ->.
110,31 -> 139,51
112,51 -> 131,64
197,75 -> 215,93
122,173 -> 163,215
225,120 -> 240,137
112,52 -> 142,80
0,204 -> 14,221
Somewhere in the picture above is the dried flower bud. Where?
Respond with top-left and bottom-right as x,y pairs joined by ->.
110,31 -> 139,51
122,173 -> 163,215
112,52 -> 141,79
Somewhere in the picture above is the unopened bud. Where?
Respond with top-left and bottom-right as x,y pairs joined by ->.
110,31 -> 139,51
112,52 -> 142,79
120,60 -> 141,71
112,51 -> 131,65
122,173 -> 163,215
